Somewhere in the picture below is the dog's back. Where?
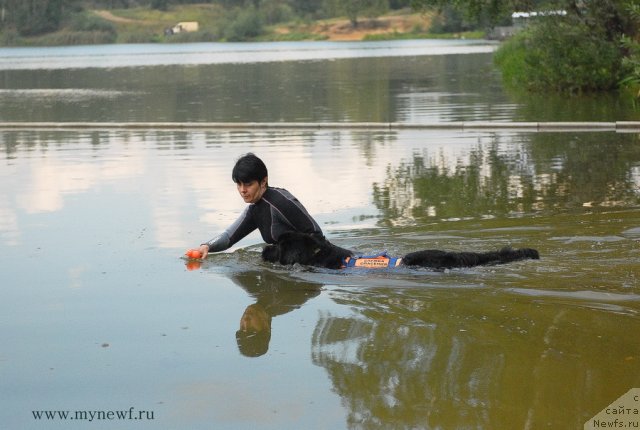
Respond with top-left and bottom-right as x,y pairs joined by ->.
402,247 -> 539,269
263,231 -> 539,270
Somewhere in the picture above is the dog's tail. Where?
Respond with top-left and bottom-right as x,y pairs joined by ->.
401,247 -> 539,269
493,247 -> 540,264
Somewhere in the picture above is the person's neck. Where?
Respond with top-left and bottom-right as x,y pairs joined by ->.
255,185 -> 268,201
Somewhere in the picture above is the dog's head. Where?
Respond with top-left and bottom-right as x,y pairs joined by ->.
262,232 -> 326,266
261,243 -> 280,263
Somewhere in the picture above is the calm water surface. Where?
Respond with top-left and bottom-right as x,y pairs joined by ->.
1,42 -> 639,430
0,40 -> 637,123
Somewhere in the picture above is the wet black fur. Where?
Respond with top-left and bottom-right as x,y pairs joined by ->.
262,232 -> 352,269
262,231 -> 539,270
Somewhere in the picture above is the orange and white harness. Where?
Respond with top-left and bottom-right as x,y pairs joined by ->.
342,252 -> 402,269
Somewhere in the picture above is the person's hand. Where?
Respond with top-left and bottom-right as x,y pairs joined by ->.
199,244 -> 209,259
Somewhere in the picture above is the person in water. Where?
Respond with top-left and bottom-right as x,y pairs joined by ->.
197,153 -> 323,259
196,152 -> 539,270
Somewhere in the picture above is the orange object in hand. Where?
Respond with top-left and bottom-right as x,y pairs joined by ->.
185,249 -> 202,259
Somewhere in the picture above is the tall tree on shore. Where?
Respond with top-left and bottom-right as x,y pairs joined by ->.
327,0 -> 389,27
410,0 -> 538,26
411,0 -> 639,93
290,0 -> 317,16
150,0 -> 168,11
2,0 -> 76,35
410,0 -> 637,39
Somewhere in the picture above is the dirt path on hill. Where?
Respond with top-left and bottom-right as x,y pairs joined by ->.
280,14 -> 430,41
93,10 -> 147,25
93,9 -> 431,41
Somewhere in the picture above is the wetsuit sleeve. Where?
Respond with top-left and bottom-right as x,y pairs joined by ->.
202,206 -> 257,252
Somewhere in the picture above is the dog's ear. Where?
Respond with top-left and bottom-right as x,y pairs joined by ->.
261,244 -> 280,262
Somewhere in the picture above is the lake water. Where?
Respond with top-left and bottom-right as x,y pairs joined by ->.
1,40 -> 639,430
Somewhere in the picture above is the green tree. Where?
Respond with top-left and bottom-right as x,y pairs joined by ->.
412,0 -> 640,93
223,5 -> 264,41
290,0 -> 319,16
150,0 -> 168,11
389,0 -> 410,9
327,0 -> 389,27
410,0 -> 538,27
3,0 -> 72,36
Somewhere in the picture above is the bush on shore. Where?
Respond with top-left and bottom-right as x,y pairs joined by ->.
0,10 -> 118,46
222,6 -> 265,41
494,7 -> 639,95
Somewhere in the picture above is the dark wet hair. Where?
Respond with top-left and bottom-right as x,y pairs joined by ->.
236,329 -> 271,357
232,153 -> 268,184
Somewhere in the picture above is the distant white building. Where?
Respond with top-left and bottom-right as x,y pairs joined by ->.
171,22 -> 199,34
488,10 -> 567,39
511,10 -> 567,27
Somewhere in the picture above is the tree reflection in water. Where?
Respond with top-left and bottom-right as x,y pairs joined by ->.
311,286 -> 640,429
373,132 -> 640,225
310,131 -> 640,429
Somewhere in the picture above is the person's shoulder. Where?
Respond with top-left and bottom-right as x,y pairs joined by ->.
265,187 -> 294,199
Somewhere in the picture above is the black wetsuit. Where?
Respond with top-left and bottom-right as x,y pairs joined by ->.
203,187 -> 323,252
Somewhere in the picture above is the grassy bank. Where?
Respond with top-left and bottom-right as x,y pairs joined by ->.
0,5 -> 485,46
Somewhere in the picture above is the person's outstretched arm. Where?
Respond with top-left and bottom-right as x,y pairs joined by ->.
199,206 -> 256,259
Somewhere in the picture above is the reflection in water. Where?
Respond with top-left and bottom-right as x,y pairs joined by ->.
227,269 -> 320,357
2,50 -> 637,123
0,40 -> 497,70
0,88 -> 134,100
237,304 -> 271,357
2,128 -> 640,429
312,287 -> 640,429
3,40 -> 640,429
0,50 -> 508,123
373,132 -> 640,225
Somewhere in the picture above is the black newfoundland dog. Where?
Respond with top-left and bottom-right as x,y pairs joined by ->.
262,231 -> 539,270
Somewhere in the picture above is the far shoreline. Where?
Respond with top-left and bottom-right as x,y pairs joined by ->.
0,6 -> 487,48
